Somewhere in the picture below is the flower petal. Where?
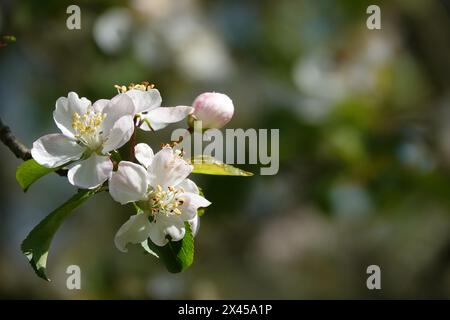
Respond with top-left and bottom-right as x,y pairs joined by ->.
109,161 -> 149,204
188,215 -> 200,237
176,178 -> 199,194
53,92 -> 91,139
179,192 -> 211,220
115,213 -> 151,252
101,115 -> 134,153
92,99 -> 109,113
134,143 -> 154,169
149,147 -> 193,189
31,133 -> 85,168
148,220 -> 168,246
101,93 -> 135,135
164,222 -> 186,242
148,215 -> 186,246
141,239 -> 159,257
126,88 -> 162,114
67,154 -> 113,189
139,106 -> 193,131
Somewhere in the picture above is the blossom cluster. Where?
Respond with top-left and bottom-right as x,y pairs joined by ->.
30,83 -> 234,252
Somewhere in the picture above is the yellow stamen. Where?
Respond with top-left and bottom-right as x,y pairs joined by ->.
113,81 -> 156,93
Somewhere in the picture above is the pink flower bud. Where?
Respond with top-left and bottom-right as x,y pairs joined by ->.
190,92 -> 234,129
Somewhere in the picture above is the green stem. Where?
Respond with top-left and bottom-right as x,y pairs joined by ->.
129,125 -> 137,161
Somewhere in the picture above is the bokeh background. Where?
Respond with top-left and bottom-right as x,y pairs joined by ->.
1,0 -> 450,299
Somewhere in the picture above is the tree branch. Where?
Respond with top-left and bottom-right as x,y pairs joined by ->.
0,116 -> 67,176
0,116 -> 32,160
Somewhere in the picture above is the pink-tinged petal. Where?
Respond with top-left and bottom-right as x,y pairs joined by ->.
191,92 -> 234,129
53,92 -> 92,138
134,143 -> 154,169
149,147 -> 193,189
109,161 -> 149,204
115,214 -> 151,252
102,115 -> 134,153
67,154 -> 113,189
126,88 -> 162,114
179,192 -> 211,220
139,106 -> 193,131
31,133 -> 85,168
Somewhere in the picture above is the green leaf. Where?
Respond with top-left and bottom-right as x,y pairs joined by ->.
16,159 -> 57,192
21,189 -> 97,281
146,222 -> 194,273
191,156 -> 253,176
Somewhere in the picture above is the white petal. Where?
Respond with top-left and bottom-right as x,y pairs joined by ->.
138,116 -> 160,131
134,143 -> 154,169
148,220 -> 168,246
31,133 -> 85,168
67,154 -> 113,189
101,115 -> 134,153
176,178 -> 199,194
141,239 -> 159,257
53,92 -> 91,139
179,192 -> 211,220
188,215 -> 200,237
109,161 -> 148,204
148,215 -> 186,246
126,88 -> 162,114
115,214 -> 151,252
164,223 -> 186,242
149,147 -> 193,189
92,99 -> 109,113
148,106 -> 193,123
101,93 -> 135,134
139,106 -> 193,131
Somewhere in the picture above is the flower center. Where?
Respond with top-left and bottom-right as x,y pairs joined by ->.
148,184 -> 184,217
114,81 -> 155,93
72,106 -> 106,150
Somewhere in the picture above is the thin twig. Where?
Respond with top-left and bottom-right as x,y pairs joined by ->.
0,116 -> 67,176
0,116 -> 31,160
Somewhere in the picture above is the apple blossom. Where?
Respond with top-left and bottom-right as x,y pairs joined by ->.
109,144 -> 211,251
115,82 -> 193,131
4,82 -> 252,279
31,92 -> 135,189
189,92 -> 234,129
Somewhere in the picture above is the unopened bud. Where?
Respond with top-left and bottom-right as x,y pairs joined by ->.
189,92 -> 234,129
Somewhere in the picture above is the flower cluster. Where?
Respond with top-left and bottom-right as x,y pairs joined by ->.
30,83 -> 234,252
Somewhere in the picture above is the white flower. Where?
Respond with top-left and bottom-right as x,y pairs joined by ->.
115,83 -> 193,131
109,144 -> 211,251
190,92 -> 234,129
31,92 -> 135,189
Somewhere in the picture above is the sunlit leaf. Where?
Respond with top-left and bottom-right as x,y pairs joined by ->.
191,156 -> 253,176
16,159 -> 56,192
